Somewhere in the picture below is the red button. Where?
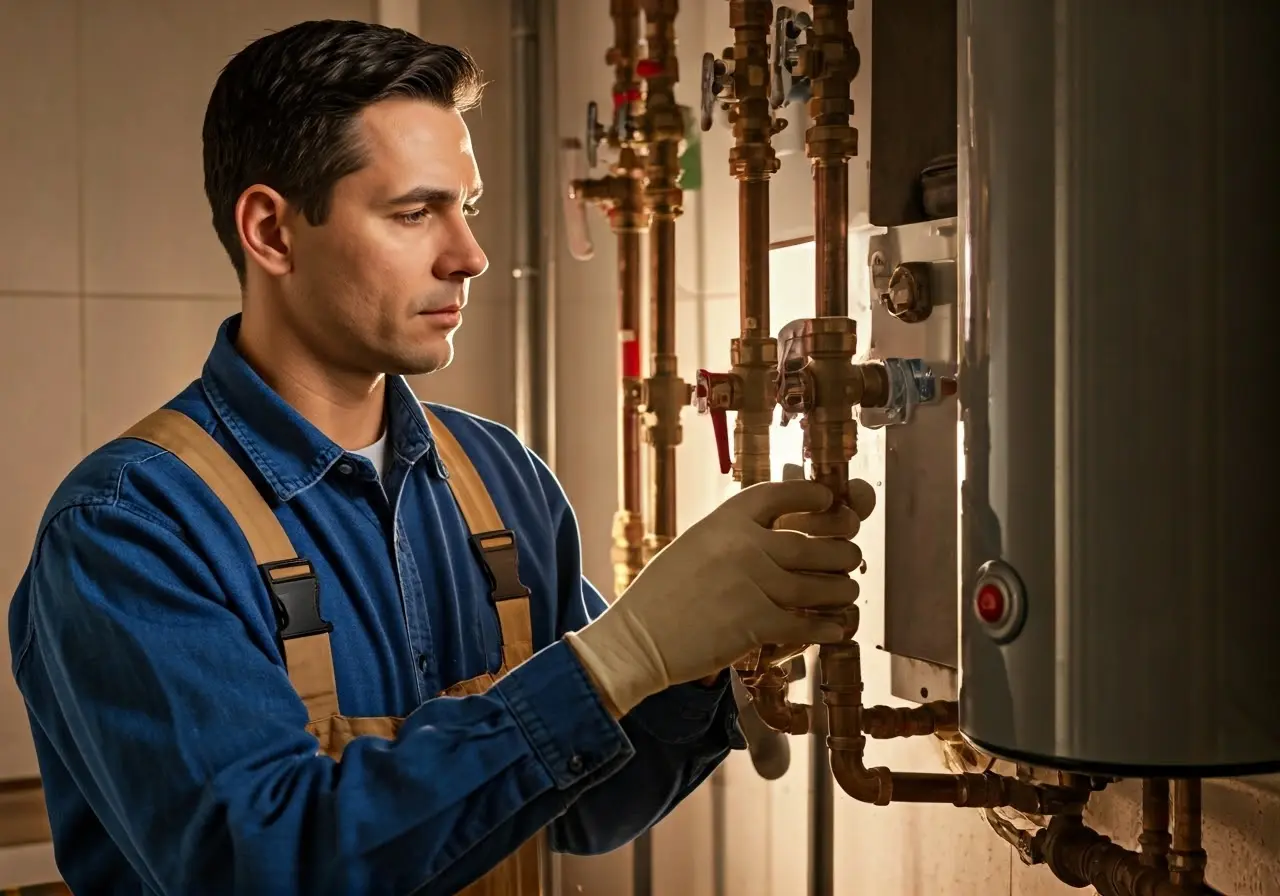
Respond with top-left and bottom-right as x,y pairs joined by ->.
975,583 -> 1006,624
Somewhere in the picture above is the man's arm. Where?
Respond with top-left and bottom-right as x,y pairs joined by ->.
526,453 -> 745,856
12,501 -> 635,896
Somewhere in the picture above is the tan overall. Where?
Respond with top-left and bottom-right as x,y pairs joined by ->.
125,407 -> 544,896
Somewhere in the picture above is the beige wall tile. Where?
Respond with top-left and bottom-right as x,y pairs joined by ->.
0,0 -> 80,295
0,841 -> 62,890
0,297 -> 83,782
83,297 -> 238,450
79,0 -> 375,297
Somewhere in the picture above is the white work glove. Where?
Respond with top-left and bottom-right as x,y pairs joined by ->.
565,479 -> 863,718
773,476 -> 877,538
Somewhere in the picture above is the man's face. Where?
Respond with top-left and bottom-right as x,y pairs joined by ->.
283,98 -> 488,377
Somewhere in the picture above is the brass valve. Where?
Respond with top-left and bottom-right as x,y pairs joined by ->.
773,317 -> 955,475
770,6 -> 812,108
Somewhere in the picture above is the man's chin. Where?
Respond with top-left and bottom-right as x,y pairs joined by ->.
392,347 -> 454,378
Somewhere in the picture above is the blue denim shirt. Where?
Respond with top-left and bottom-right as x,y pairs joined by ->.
8,314 -> 742,896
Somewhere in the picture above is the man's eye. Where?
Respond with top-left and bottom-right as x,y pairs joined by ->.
463,204 -> 480,218
398,209 -> 429,224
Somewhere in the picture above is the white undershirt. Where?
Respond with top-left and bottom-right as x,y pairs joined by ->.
352,430 -> 391,481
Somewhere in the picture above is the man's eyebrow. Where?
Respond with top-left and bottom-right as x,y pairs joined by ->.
385,184 -> 484,206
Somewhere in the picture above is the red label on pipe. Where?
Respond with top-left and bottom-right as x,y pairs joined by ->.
621,338 -> 641,378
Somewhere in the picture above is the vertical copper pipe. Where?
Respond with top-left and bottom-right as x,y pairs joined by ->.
739,179 -> 771,338
727,0 -> 778,495
638,0 -> 684,559
619,231 -> 644,517
603,0 -> 649,601
1140,779 -> 1171,871
813,164 -> 849,318
650,217 -> 677,357
650,217 -> 679,542
1170,779 -> 1208,888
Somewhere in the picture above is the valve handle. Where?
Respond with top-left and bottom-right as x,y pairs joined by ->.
770,7 -> 812,109
636,58 -> 663,80
699,52 -> 725,132
694,369 -> 733,475
558,138 -> 594,261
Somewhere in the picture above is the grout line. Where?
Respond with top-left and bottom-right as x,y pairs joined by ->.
74,0 -> 87,459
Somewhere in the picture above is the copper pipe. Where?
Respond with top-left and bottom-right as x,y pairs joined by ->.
861,700 -> 958,739
650,217 -> 677,356
820,642 -> 1084,812
738,178 -> 771,337
796,0 -> 859,496
594,0 -> 648,600
1140,778 -> 1172,871
750,664 -> 810,734
613,227 -> 646,598
1036,814 -> 1222,896
619,232 -> 644,518
813,163 -> 849,317
725,0 -> 788,717
1170,779 -> 1208,888
647,217 -> 680,546
804,0 -> 857,320
638,0 -> 687,563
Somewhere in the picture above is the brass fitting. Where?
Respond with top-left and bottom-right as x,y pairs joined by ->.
611,509 -> 646,598
571,156 -> 648,234
638,0 -> 685,222
641,355 -> 692,556
776,317 -> 890,498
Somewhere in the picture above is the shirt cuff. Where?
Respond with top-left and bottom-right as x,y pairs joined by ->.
626,669 -> 737,745
494,639 -> 634,789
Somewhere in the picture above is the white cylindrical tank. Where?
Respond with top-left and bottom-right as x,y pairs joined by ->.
957,0 -> 1280,775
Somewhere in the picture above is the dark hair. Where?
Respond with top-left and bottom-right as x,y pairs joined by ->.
202,19 -> 484,282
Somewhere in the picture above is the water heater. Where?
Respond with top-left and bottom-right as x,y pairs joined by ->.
957,0 -> 1280,775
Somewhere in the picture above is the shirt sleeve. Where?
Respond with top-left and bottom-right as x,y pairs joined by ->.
528,453 -> 746,855
12,500 -> 635,896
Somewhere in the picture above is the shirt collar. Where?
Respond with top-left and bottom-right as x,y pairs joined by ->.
200,313 -> 437,502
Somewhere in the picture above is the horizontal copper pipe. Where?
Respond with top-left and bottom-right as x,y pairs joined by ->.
861,701 -> 958,739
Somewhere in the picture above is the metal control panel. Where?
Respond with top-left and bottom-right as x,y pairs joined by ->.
865,219 -> 959,704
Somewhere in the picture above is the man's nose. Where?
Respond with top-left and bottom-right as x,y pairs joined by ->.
435,218 -> 488,281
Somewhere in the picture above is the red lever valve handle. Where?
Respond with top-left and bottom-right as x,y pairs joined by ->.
693,369 -> 733,475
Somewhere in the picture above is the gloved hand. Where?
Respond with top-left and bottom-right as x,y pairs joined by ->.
773,477 -> 877,539
565,479 -> 862,718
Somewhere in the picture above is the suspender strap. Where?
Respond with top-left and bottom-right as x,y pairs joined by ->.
422,407 -> 534,668
122,410 -> 340,723
123,405 -> 536,725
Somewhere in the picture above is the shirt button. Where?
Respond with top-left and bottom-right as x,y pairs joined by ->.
417,653 -> 429,672
567,755 -> 585,774
336,461 -> 354,475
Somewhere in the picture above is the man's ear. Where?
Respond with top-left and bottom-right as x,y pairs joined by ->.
235,184 -> 293,278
